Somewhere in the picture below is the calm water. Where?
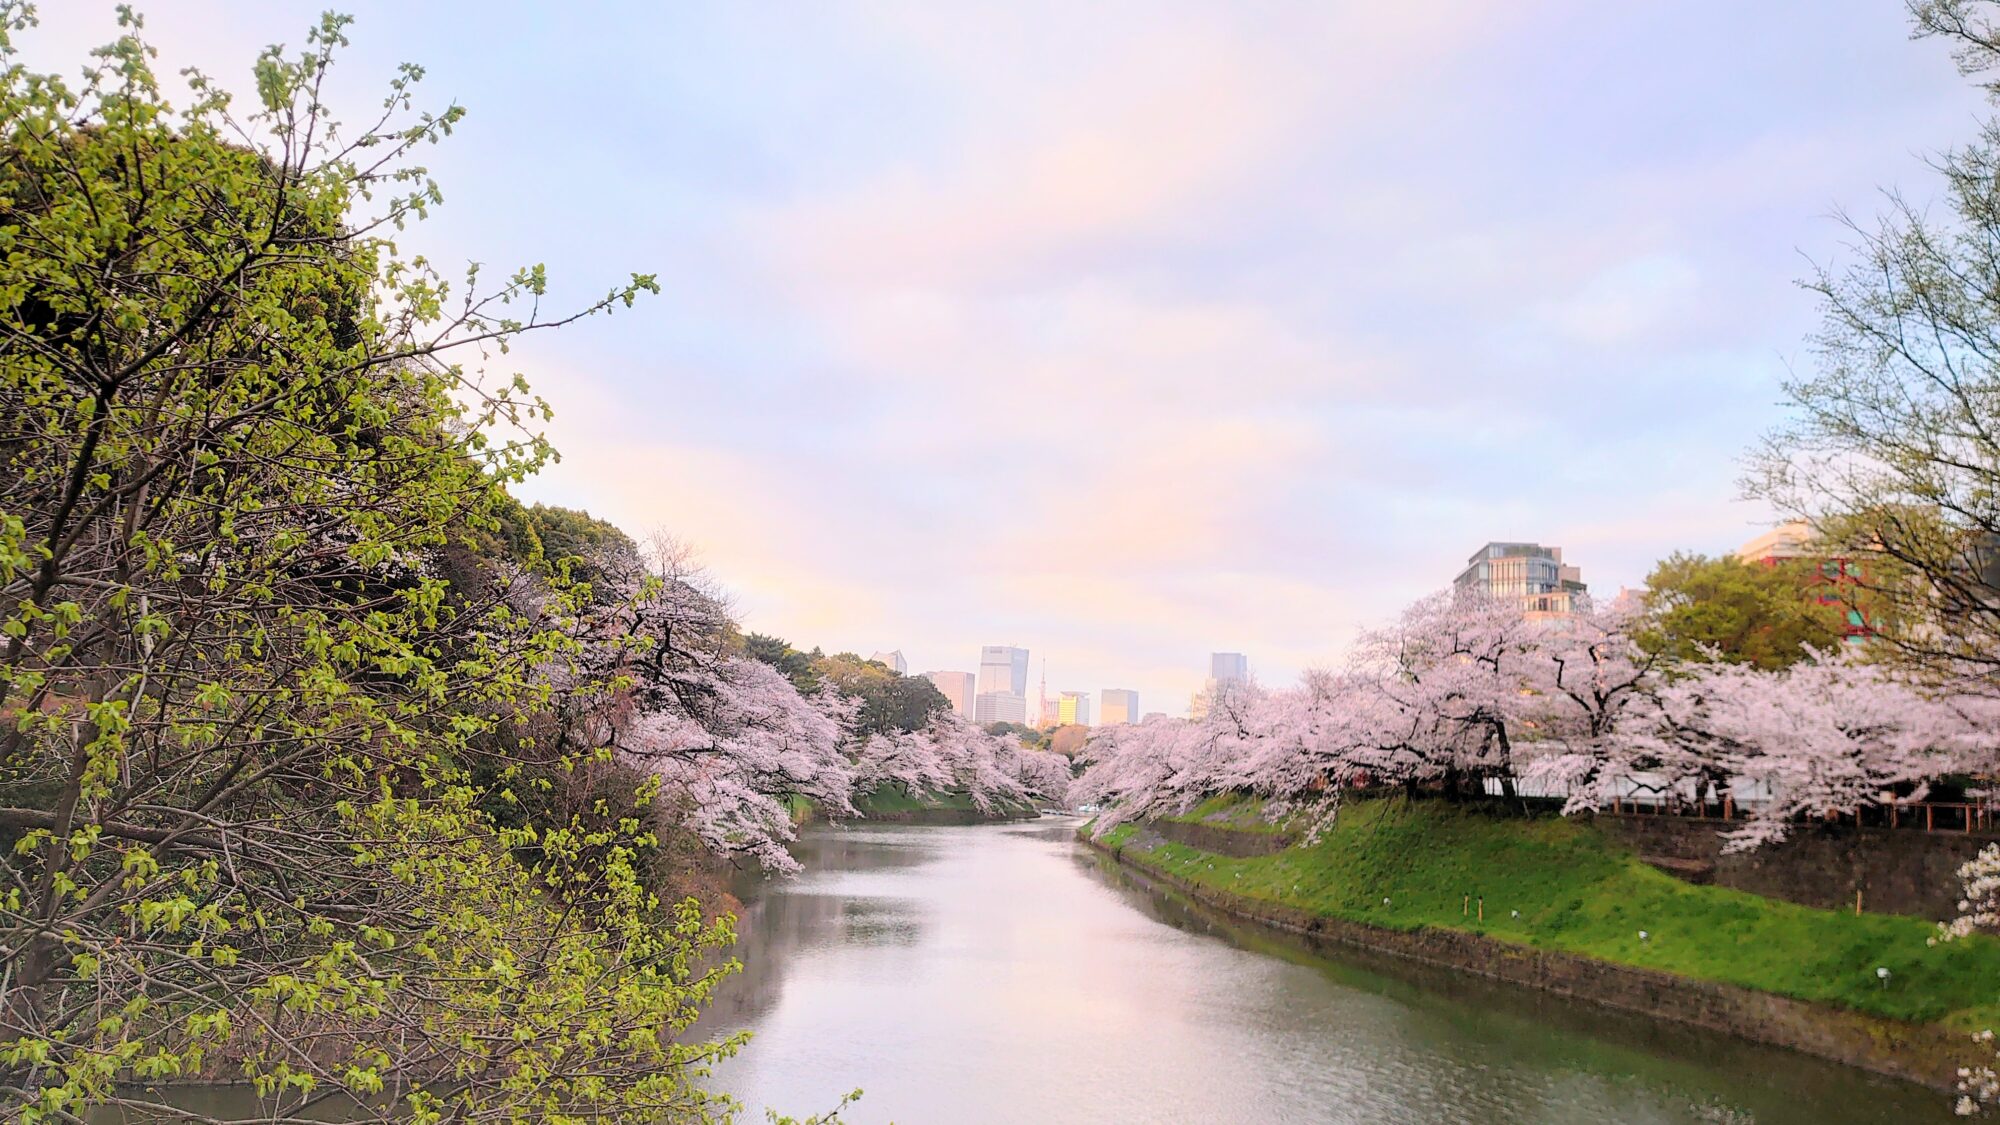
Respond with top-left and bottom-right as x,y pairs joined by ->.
711,817 -> 1954,1124
111,817 -> 1955,1123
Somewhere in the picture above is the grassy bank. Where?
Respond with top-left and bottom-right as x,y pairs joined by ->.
853,787 -> 988,815
1097,796 -> 2000,1032
788,787 -> 1039,820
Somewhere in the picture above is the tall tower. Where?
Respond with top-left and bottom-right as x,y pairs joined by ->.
1034,660 -> 1048,730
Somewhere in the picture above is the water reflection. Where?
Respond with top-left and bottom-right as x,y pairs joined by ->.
714,818 -> 1951,1124
89,1088 -> 384,1122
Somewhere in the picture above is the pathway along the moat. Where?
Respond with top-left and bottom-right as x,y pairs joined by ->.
710,817 -> 1955,1124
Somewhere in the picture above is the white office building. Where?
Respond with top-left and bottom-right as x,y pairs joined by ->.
976,690 -> 1027,725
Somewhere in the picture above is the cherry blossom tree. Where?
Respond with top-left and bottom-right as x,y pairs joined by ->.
1346,592 -> 1544,797
530,527 -> 1077,871
1517,600 -> 1675,810
1223,672 -> 1347,799
850,727 -> 954,800
536,535 -> 857,875
1632,652 -> 1982,849
1075,715 -> 1210,832
1077,589 -> 1996,857
1077,594 -> 1552,835
1076,679 -> 1328,832
625,655 -> 857,874
1222,671 -> 1378,838
1932,830 -> 2000,1116
1011,735 -> 1078,807
884,712 -> 1080,808
1529,600 -> 1659,753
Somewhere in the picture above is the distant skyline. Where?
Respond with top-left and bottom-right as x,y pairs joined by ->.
908,644 -> 1193,719
25,2 -> 1992,717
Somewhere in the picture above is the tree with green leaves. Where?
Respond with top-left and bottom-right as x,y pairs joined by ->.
1749,1 -> 2000,687
983,720 -> 1051,751
1751,5 -> 2000,1110
1636,552 -> 1850,669
742,632 -> 823,695
0,10 -> 761,1122
497,501 -> 643,591
813,652 -> 950,737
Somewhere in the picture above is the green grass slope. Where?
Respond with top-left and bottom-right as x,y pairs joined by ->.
1099,796 -> 2000,1031
796,787 -> 1039,818
852,787 -> 979,814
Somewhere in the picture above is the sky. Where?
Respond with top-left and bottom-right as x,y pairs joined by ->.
21,2 -> 1994,716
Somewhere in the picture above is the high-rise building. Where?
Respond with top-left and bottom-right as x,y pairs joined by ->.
1100,689 -> 1140,725
978,645 -> 1029,696
1057,691 -> 1091,727
923,670 -> 975,718
1193,654 -> 1250,720
975,691 -> 1027,725
869,650 -> 907,675
1453,542 -> 1586,616
975,645 -> 1029,725
1209,652 -> 1249,685
1039,696 -> 1062,727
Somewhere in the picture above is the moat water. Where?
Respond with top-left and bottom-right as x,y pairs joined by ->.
709,817 -> 1952,1124
115,817 -> 1956,1123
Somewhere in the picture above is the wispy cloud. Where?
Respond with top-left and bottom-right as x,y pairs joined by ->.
21,0 -> 1986,714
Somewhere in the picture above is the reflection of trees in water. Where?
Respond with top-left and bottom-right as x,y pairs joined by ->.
788,826 -> 944,874
706,884 -> 926,1023
89,1087 -> 379,1122
829,898 -> 925,945
704,894 -> 806,1023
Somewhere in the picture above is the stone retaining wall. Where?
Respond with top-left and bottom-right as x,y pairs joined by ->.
1595,813 -> 1996,920
1148,817 -> 1295,857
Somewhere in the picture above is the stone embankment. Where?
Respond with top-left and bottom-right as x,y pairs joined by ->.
1146,817 -> 1293,856
1086,822 -> 1984,1092
1596,813 -> 1997,920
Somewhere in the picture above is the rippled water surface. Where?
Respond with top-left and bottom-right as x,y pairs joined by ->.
710,817 -> 1953,1124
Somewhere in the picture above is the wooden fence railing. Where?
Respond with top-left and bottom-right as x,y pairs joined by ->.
1605,794 -> 1995,835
